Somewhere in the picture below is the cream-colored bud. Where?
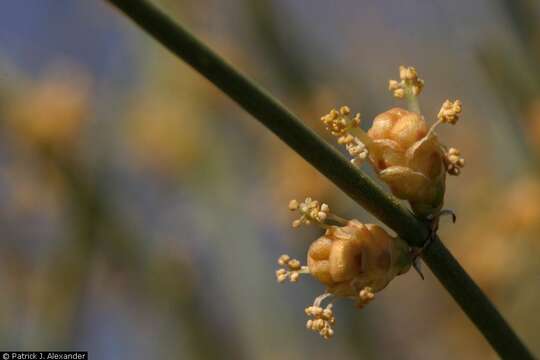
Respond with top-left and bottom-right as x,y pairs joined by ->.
352,114 -> 361,126
393,88 -> 405,98
407,68 -> 417,80
322,309 -> 333,319
399,65 -> 408,80
288,259 -> 301,270
411,82 -> 424,96
290,272 -> 300,282
359,287 -> 375,301
337,134 -> 353,144
445,147 -> 465,176
288,199 -> 299,211
278,254 -> 290,266
389,66 -> 424,98
313,319 -> 325,331
388,80 -> 400,91
438,99 -> 462,124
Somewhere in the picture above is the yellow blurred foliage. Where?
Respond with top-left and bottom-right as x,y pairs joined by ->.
125,97 -> 206,175
6,63 -> 91,151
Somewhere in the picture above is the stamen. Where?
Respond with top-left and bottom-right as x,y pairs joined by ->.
288,197 -> 333,228
320,106 -> 374,166
305,294 -> 336,339
275,254 -> 309,283
356,286 -> 375,309
438,99 -> 462,125
389,65 -> 424,113
445,147 -> 465,176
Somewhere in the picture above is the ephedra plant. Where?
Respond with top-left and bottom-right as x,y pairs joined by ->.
275,66 -> 466,339
105,0 -> 534,358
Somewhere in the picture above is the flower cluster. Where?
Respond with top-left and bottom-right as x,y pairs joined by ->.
356,286 -> 375,309
320,106 -> 368,165
445,148 -> 465,176
276,198 -> 411,339
320,106 -> 361,137
275,254 -> 308,283
388,65 -> 424,98
305,295 -> 335,339
438,99 -> 462,125
321,66 -> 465,218
288,197 -> 331,227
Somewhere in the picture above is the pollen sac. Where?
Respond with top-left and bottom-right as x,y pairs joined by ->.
366,108 -> 446,218
307,220 -> 411,297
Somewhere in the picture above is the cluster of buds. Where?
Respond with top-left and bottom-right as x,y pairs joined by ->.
438,99 -> 462,125
305,297 -> 335,339
320,107 -> 368,165
356,286 -> 375,309
288,197 -> 331,227
321,66 -> 465,218
276,198 -> 412,339
388,65 -> 424,98
320,106 -> 361,137
344,137 -> 368,166
445,148 -> 465,176
275,254 -> 308,283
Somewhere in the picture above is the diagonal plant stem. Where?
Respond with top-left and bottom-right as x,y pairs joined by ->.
105,0 -> 534,358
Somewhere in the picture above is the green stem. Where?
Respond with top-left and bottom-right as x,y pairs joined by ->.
105,0 -> 534,358
405,87 -> 422,114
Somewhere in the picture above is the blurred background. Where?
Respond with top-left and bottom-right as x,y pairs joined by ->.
0,0 -> 539,359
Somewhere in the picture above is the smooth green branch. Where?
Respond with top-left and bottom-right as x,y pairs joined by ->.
105,0 -> 534,358
106,0 -> 425,245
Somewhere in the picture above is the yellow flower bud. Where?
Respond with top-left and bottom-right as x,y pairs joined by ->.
288,199 -> 299,210
287,259 -> 301,270
278,254 -> 290,266
388,80 -> 400,91
366,108 -> 446,218
307,220 -> 411,297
